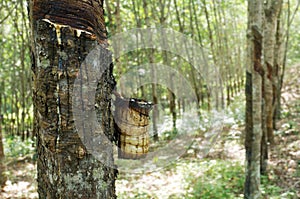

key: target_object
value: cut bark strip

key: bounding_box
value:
[31,0,107,44]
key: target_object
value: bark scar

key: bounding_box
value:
[252,25,264,76]
[266,62,273,80]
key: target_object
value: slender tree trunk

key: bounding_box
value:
[202,0,220,110]
[274,0,299,122]
[191,0,206,110]
[245,0,263,198]
[20,36,26,141]
[0,85,7,189]
[3,85,8,136]
[158,0,177,130]
[168,75,177,130]
[29,0,117,198]
[142,0,159,141]
[273,6,283,130]
[0,124,6,190]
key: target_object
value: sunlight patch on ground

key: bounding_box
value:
[2,180,38,199]
[117,171,187,198]
[0,162,37,199]
[116,161,201,199]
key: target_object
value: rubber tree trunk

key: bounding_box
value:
[263,0,283,143]
[273,6,283,129]
[29,0,117,198]
[244,0,263,198]
[261,0,283,175]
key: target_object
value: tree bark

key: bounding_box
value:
[0,84,7,189]
[261,0,283,174]
[263,0,283,142]
[29,0,117,198]
[273,5,283,129]
[245,0,263,198]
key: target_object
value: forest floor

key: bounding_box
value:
[0,64,299,199]
[269,64,300,198]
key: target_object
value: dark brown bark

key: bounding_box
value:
[29,0,117,198]
[168,81,177,130]
[31,0,107,43]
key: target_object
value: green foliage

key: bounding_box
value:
[160,128,178,141]
[186,160,244,199]
[261,176,297,199]
[226,95,246,126]
[0,0,33,137]
[286,0,300,65]
[281,109,292,119]
[281,103,300,119]
[4,136,35,158]
[261,176,282,196]
[185,160,295,199]
[118,191,154,199]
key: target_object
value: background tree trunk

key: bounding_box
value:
[244,0,263,198]
[0,86,7,189]
[263,0,283,143]
[142,0,159,141]
[261,0,283,174]
[29,0,117,198]
[274,0,299,123]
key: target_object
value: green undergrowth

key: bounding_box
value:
[117,158,293,199]
[185,159,244,199]
[4,135,36,159]
[186,159,295,199]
